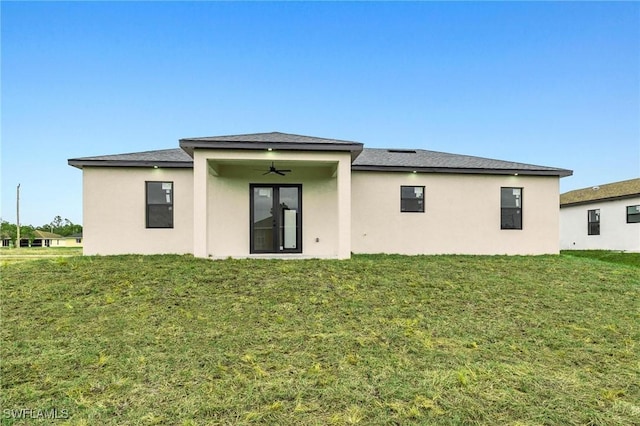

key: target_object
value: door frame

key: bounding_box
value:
[249,184,302,254]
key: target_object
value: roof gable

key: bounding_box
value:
[179,131,364,160]
[180,131,360,145]
[560,178,640,206]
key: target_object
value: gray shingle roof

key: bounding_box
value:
[180,131,361,145]
[353,148,572,176]
[68,148,192,169]
[68,135,572,177]
[179,131,364,159]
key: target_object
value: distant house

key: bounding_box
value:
[68,131,572,258]
[560,178,640,252]
[62,232,83,247]
[27,230,64,247]
[6,230,83,248]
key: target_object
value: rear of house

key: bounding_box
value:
[69,132,572,258]
[560,178,640,252]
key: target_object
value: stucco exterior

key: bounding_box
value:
[61,237,83,247]
[70,132,571,258]
[352,172,561,255]
[82,167,194,255]
[50,238,82,247]
[560,196,640,252]
[192,150,352,259]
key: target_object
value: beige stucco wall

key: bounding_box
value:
[53,238,82,247]
[193,150,352,259]
[62,238,83,248]
[560,196,640,252]
[80,159,563,257]
[82,167,193,255]
[351,171,561,255]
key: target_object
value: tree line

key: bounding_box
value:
[1,216,82,241]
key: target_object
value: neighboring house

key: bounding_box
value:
[5,230,83,248]
[1,229,82,247]
[68,132,572,258]
[63,232,83,247]
[560,178,640,252]
[27,230,64,247]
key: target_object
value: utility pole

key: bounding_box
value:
[16,184,20,247]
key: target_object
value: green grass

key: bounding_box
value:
[0,247,83,266]
[1,254,638,425]
[562,249,640,268]
[0,247,83,254]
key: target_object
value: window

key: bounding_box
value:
[401,186,425,212]
[501,187,522,229]
[587,209,600,235]
[146,181,173,228]
[627,205,640,223]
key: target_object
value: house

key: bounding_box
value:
[68,132,572,258]
[560,178,640,252]
[26,230,64,247]
[63,232,83,247]
[2,230,81,248]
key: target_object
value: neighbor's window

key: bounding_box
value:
[146,181,173,228]
[626,205,640,223]
[587,209,600,235]
[501,187,523,229]
[401,186,425,213]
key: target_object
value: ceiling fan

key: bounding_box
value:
[261,162,291,176]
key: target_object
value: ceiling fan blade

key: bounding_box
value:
[279,169,292,173]
[275,171,286,176]
[262,171,272,175]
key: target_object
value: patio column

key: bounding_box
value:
[193,152,209,258]
[336,155,352,259]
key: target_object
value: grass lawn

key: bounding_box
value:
[562,250,640,268]
[0,247,83,264]
[1,253,638,425]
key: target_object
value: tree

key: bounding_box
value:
[2,217,82,245]
[1,221,35,246]
[51,215,64,229]
[37,216,83,237]
[1,220,17,239]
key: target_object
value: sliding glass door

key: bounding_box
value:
[250,184,302,253]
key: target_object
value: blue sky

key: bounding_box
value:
[2,1,638,226]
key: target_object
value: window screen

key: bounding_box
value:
[627,205,640,223]
[588,209,600,235]
[501,187,522,229]
[401,186,425,213]
[146,181,173,228]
